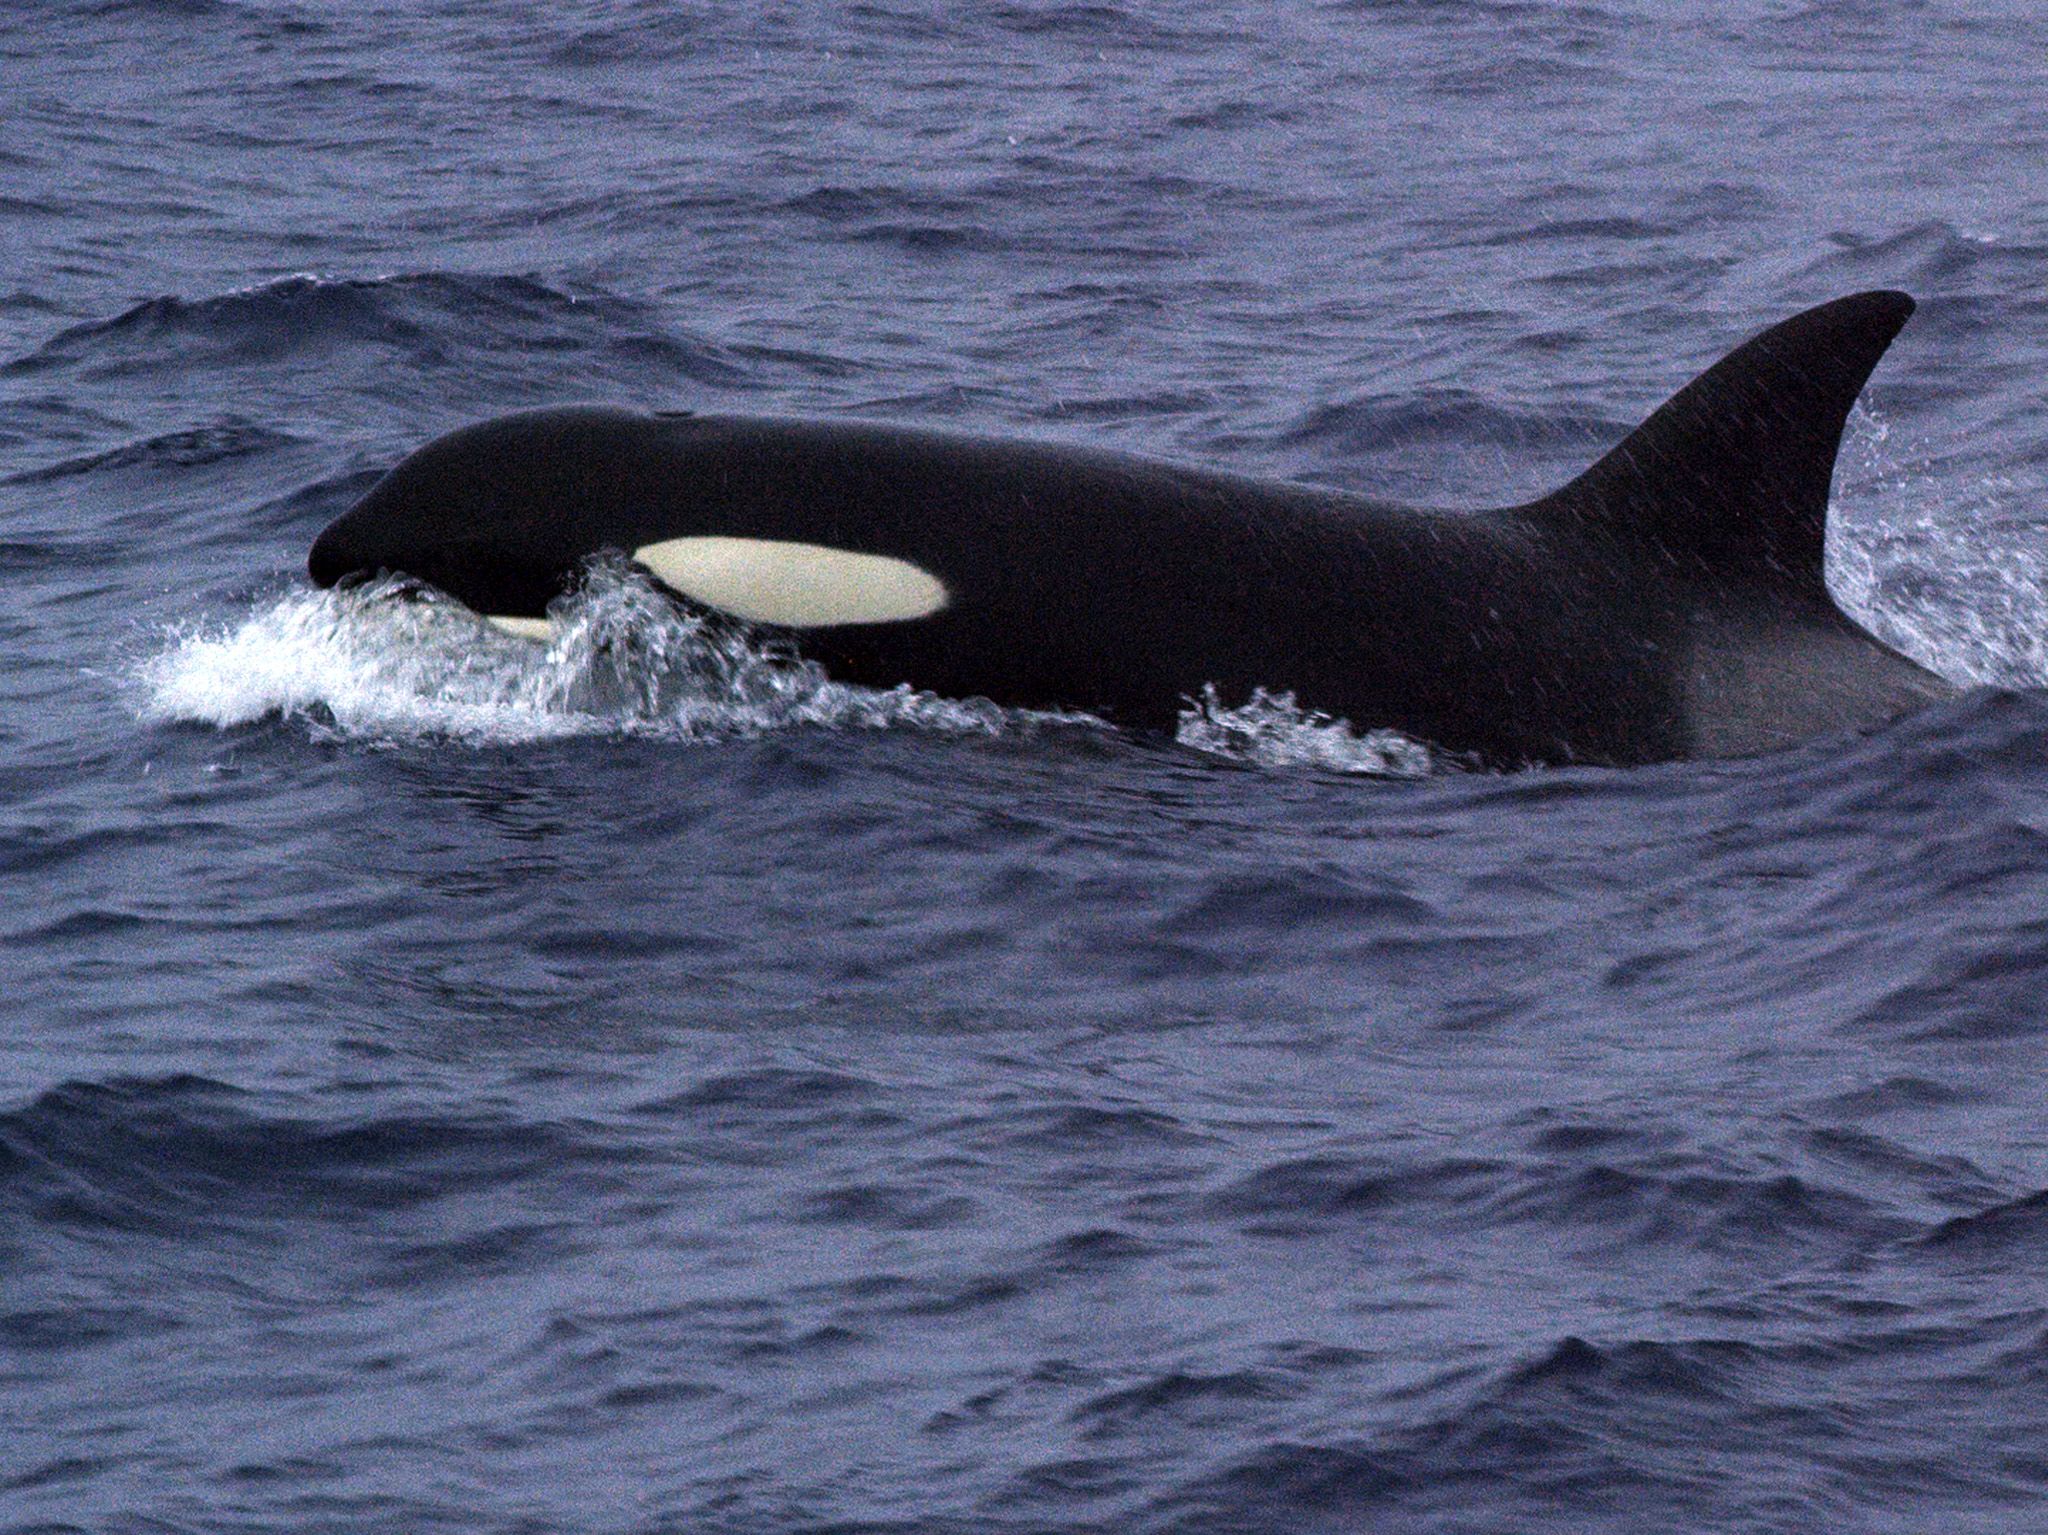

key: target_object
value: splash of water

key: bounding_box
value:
[135,557,1013,745]
[136,559,1442,775]
[1175,685,1436,777]
[1829,404,2048,691]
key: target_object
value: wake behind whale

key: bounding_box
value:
[308,292,1955,768]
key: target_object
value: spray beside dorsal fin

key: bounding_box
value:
[1537,290,1914,599]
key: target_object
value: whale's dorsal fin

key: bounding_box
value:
[1537,290,1914,600]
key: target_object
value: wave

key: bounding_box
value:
[1851,917,2048,1042]
[1281,390,1613,458]
[1919,1188,2048,1255]
[1199,1147,1902,1256]
[1,421,296,485]
[1176,688,1435,776]
[1805,220,2045,292]
[135,559,1441,774]
[1823,403,2048,690]
[544,10,707,68]
[134,558,1019,746]
[1159,1316,2044,1534]
[2,272,752,396]
[0,1074,600,1238]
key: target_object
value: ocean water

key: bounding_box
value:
[6,2,2048,1531]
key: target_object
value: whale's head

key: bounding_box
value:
[309,406,658,621]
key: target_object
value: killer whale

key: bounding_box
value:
[308,290,1953,768]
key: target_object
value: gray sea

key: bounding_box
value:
[5,3,2048,1531]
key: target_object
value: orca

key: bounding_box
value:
[308,290,1953,768]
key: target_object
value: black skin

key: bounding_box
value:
[310,292,1949,769]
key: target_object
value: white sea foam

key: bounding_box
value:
[1829,405,2048,691]
[1175,685,1436,777]
[136,559,1443,774]
[136,558,1012,745]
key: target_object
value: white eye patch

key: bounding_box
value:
[631,536,949,628]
